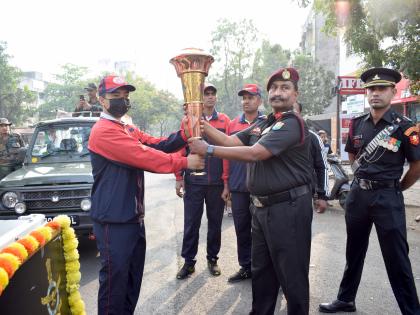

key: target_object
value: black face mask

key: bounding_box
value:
[106,98,130,118]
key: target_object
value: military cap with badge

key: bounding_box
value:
[361,67,419,147]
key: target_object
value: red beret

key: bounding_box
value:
[266,67,299,91]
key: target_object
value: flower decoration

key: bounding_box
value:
[0,215,86,314]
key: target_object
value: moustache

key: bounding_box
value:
[269,96,287,102]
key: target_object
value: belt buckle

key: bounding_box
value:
[252,196,264,208]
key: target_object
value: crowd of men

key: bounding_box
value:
[1,66,419,315]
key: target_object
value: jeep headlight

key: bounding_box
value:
[80,198,91,211]
[14,202,27,214]
[2,192,18,208]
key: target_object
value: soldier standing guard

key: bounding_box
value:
[0,118,25,180]
[319,68,420,315]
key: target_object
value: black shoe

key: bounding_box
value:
[319,300,356,313]
[176,263,195,280]
[207,259,221,276]
[228,267,252,283]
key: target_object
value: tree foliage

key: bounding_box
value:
[313,0,419,92]
[0,42,36,125]
[128,75,181,136]
[209,20,334,117]
[209,19,259,118]
[292,53,335,115]
[39,64,89,120]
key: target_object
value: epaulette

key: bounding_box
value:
[352,112,369,120]
[402,115,412,122]
[390,111,412,126]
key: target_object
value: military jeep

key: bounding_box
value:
[0,117,98,237]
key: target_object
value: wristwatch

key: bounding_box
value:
[206,145,215,157]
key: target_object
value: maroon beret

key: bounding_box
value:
[266,67,299,91]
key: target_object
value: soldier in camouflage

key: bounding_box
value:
[0,118,26,180]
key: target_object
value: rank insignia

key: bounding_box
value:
[250,127,261,136]
[282,69,290,80]
[409,134,419,146]
[272,122,284,131]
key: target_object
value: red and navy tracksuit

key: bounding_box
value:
[177,110,230,266]
[226,113,265,270]
[88,114,188,315]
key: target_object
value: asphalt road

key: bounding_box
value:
[79,173,420,314]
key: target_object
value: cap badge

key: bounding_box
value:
[113,77,125,84]
[282,69,291,80]
[372,74,380,80]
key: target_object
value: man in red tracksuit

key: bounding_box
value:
[88,75,203,315]
[226,84,265,283]
[175,83,231,279]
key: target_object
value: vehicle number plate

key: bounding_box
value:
[46,215,79,226]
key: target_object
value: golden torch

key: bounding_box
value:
[170,48,214,175]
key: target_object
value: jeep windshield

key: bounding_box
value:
[29,124,92,164]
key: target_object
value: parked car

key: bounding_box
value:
[0,117,98,237]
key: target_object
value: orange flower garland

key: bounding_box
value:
[17,235,39,255]
[0,215,86,314]
[30,230,46,246]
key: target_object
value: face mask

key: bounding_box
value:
[106,98,130,118]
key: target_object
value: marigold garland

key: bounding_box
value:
[0,215,86,314]
[1,245,26,264]
[0,267,9,289]
[17,235,39,255]
[53,215,86,315]
[30,230,46,246]
[45,221,61,231]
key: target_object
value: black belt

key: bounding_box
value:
[251,185,310,208]
[354,177,399,190]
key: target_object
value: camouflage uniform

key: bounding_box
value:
[0,118,26,180]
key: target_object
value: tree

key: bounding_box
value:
[39,64,89,119]
[124,75,182,136]
[209,21,334,117]
[292,53,335,115]
[209,19,259,118]
[0,42,36,125]
[313,0,419,93]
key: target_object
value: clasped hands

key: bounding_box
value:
[181,116,210,156]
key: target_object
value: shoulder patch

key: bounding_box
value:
[409,134,419,146]
[404,126,419,137]
[272,122,284,131]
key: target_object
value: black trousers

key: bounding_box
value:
[181,183,225,265]
[337,185,420,315]
[251,191,313,315]
[231,191,252,269]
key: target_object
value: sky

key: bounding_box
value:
[0,0,311,98]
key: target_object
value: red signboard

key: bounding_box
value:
[338,76,365,95]
[391,77,418,104]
